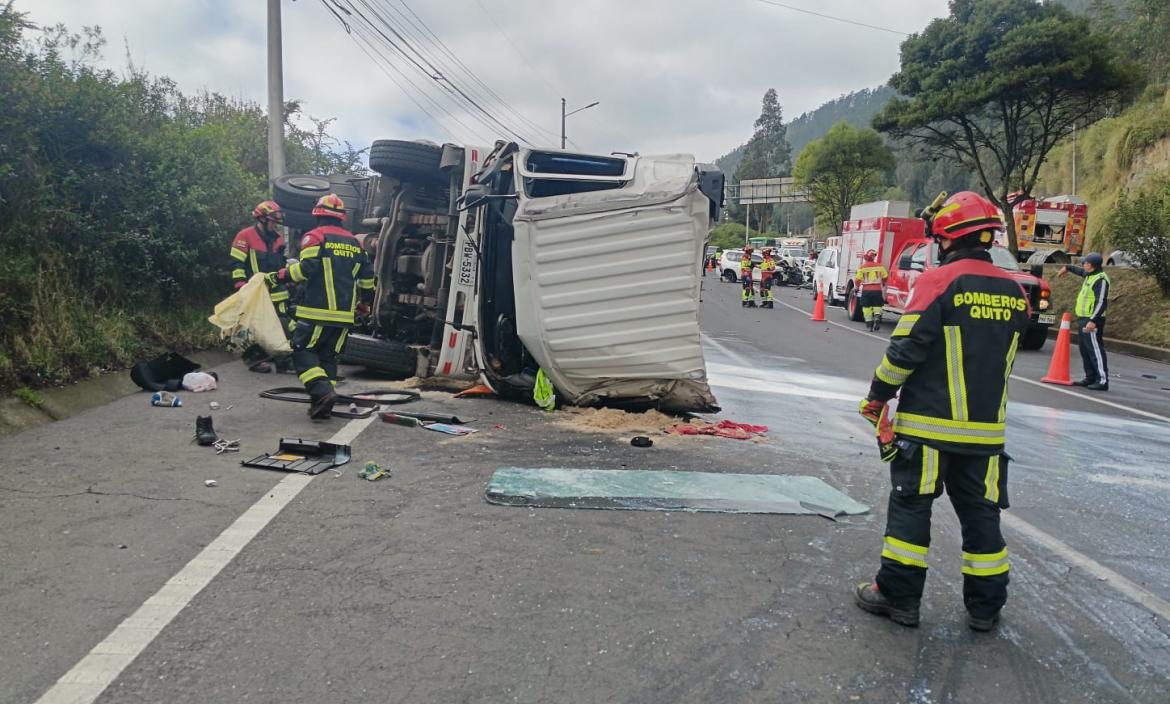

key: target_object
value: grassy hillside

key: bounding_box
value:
[1042,265,1170,349]
[1038,86,1170,252]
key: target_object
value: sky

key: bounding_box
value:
[20,0,951,162]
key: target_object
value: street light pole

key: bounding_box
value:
[560,98,599,149]
[267,0,286,188]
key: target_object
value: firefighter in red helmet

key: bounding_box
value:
[854,191,1030,632]
[740,246,757,308]
[854,249,888,331]
[267,194,376,419]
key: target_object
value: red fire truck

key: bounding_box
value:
[1011,194,1087,265]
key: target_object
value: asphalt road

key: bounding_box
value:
[1,280,1168,703]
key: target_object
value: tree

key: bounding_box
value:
[728,88,794,225]
[1103,181,1170,296]
[793,122,895,235]
[874,0,1143,253]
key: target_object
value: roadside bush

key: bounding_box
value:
[1103,181,1170,296]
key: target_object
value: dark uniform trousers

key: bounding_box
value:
[1077,317,1108,385]
[877,442,1011,618]
[290,322,349,400]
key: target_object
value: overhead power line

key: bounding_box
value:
[755,0,910,36]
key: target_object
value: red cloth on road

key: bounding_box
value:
[667,419,768,440]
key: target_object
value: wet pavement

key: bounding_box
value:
[1,280,1168,703]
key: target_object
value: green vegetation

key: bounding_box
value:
[0,4,360,390]
[874,0,1142,254]
[13,387,44,410]
[1102,181,1170,295]
[1045,265,1170,349]
[708,222,769,250]
[793,122,894,235]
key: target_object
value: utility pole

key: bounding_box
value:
[267,0,286,188]
[561,98,599,149]
[1071,123,1077,196]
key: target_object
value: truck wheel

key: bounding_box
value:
[339,334,418,379]
[846,286,864,321]
[1021,326,1048,351]
[273,175,332,211]
[282,208,316,233]
[369,140,444,182]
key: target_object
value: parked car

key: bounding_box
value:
[315,140,724,412]
[718,249,762,282]
[1106,250,1138,267]
[812,246,841,304]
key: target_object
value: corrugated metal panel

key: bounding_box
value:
[511,167,715,409]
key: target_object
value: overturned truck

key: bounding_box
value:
[272,140,724,412]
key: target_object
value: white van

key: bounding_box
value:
[812,245,841,305]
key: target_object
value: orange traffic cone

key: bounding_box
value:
[810,288,826,321]
[1041,312,1073,385]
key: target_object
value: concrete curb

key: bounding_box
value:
[1047,326,1170,364]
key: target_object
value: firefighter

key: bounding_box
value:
[740,246,757,308]
[1057,253,1110,391]
[268,194,376,419]
[855,249,889,331]
[854,191,1031,632]
[230,200,294,372]
[758,248,776,308]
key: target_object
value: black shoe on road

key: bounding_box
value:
[308,390,337,420]
[1086,382,1109,391]
[854,582,920,627]
[967,610,1001,632]
[195,416,218,446]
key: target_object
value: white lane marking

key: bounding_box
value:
[35,413,378,704]
[1002,513,1170,623]
[771,296,1170,424]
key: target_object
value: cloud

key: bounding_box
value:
[18,0,948,162]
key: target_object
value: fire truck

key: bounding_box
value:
[1011,194,1087,265]
[827,200,1055,350]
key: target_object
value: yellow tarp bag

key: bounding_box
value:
[207,274,292,355]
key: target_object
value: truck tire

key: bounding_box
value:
[339,334,418,378]
[369,140,444,182]
[282,208,316,233]
[846,285,864,321]
[273,174,332,211]
[1021,326,1048,351]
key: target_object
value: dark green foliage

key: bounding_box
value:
[874,0,1143,252]
[0,4,362,388]
[794,122,895,235]
[1103,181,1170,295]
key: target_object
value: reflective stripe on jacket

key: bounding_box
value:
[868,250,1031,454]
[1075,270,1110,322]
[855,262,888,291]
[288,225,375,326]
[229,225,288,301]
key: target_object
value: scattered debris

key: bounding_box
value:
[195,415,218,446]
[382,412,423,427]
[534,369,556,411]
[151,391,182,407]
[422,422,477,436]
[131,352,200,392]
[359,461,389,481]
[182,371,219,392]
[484,467,869,517]
[1142,373,1157,379]
[630,436,654,448]
[454,384,497,398]
[209,401,221,410]
[213,438,240,455]
[241,437,351,475]
[555,407,680,435]
[204,479,218,488]
[667,419,768,440]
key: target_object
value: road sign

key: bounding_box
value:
[729,177,809,204]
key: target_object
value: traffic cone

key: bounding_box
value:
[1041,312,1073,385]
[810,288,826,321]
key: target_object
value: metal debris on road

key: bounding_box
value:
[485,467,869,517]
[240,437,352,475]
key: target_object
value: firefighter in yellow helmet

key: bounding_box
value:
[758,247,776,308]
[267,194,376,419]
[230,200,293,372]
[855,191,1030,632]
[854,249,889,331]
[740,246,757,308]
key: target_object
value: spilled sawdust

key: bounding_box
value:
[554,407,686,435]
[376,376,478,393]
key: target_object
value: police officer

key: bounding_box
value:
[740,246,757,308]
[1058,253,1110,391]
[269,194,375,419]
[759,248,776,308]
[854,192,1031,632]
[855,249,889,331]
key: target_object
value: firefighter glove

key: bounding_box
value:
[859,398,884,428]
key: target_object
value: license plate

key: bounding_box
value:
[1038,314,1056,325]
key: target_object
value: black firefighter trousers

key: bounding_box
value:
[290,320,350,401]
[1077,317,1109,385]
[875,441,1011,618]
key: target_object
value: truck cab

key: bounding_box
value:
[883,239,1056,350]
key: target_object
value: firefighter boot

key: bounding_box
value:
[967,610,1001,632]
[308,389,338,420]
[194,416,218,446]
[854,582,920,627]
[865,318,874,332]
